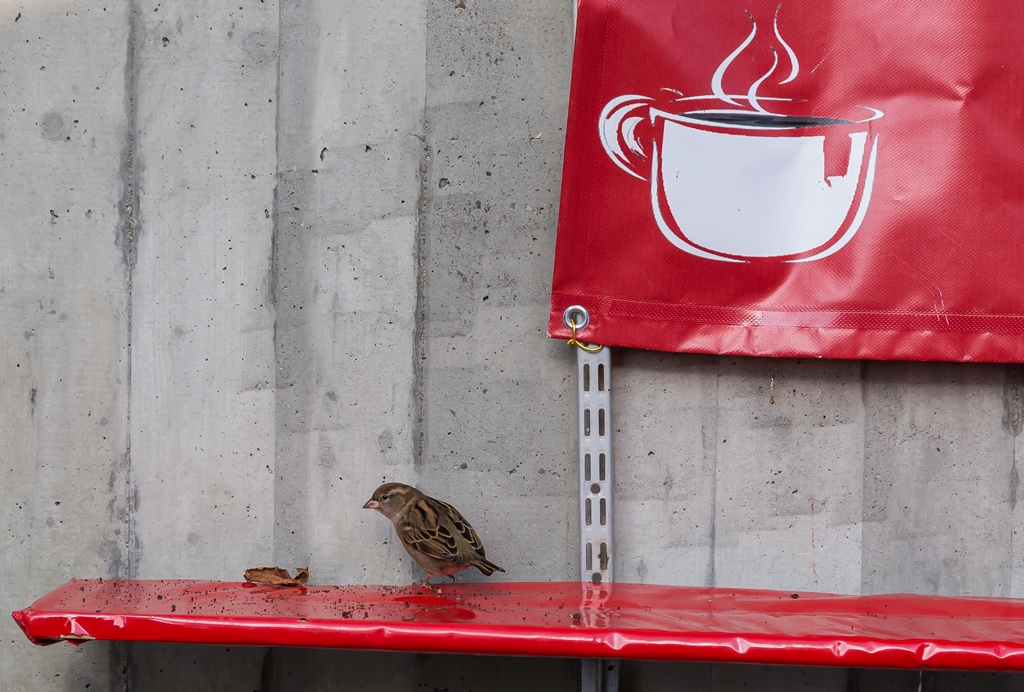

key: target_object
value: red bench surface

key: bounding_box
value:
[13,579,1024,670]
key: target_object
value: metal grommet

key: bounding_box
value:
[563,305,602,353]
[563,305,590,331]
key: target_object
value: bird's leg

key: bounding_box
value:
[432,575,454,596]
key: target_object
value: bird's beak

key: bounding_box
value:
[363,499,380,510]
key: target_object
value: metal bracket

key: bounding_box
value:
[568,306,618,692]
[577,342,612,585]
[582,659,620,692]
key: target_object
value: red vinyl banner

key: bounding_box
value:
[549,0,1024,361]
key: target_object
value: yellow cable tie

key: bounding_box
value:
[566,319,604,353]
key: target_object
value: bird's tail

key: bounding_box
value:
[472,557,505,577]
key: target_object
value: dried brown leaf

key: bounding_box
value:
[244,566,310,587]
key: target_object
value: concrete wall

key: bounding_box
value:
[2,0,1024,690]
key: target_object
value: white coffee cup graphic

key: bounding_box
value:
[599,10,882,263]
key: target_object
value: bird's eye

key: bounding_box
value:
[380,494,389,500]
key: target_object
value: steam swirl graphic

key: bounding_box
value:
[711,8,799,113]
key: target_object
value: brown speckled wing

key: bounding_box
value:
[431,498,487,558]
[397,498,461,563]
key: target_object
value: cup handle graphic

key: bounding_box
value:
[599,95,654,181]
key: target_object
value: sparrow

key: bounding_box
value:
[363,482,505,586]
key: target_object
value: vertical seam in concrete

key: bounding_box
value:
[412,33,430,476]
[268,0,284,573]
[269,0,282,313]
[706,356,720,587]
[116,1,139,689]
[859,360,869,594]
[117,0,140,583]
[1007,365,1022,596]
